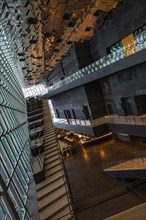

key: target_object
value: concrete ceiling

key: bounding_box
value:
[0,0,123,85]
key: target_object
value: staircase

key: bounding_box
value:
[36,101,75,220]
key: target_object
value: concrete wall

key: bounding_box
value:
[74,41,94,69]
[48,41,94,86]
[46,50,146,99]
[61,46,79,76]
[100,62,146,116]
[84,81,107,119]
[51,86,92,120]
[47,0,146,137]
[47,46,79,86]
[108,124,146,138]
[90,0,146,60]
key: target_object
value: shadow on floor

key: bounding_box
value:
[64,138,146,219]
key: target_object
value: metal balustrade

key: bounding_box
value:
[52,114,146,127]
[102,150,146,170]
[46,26,146,93]
[22,26,146,99]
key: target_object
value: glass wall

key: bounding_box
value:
[0,15,33,220]
[109,25,146,57]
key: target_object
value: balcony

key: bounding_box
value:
[53,115,146,127]
[44,41,146,98]
[52,114,146,137]
[103,150,146,179]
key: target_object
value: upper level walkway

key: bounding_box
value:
[53,114,146,127]
[44,44,146,98]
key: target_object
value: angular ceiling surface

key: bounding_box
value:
[0,0,122,86]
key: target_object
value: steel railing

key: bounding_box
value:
[52,114,146,127]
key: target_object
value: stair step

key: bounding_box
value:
[45,146,59,156]
[45,132,56,140]
[45,161,61,171]
[43,203,71,220]
[37,178,65,198]
[44,131,54,135]
[45,154,60,162]
[44,142,57,149]
[37,103,72,220]
[67,215,75,220]
[45,152,59,160]
[44,138,56,143]
[45,168,62,178]
[44,147,58,154]
[44,139,57,145]
[45,166,62,178]
[49,206,73,220]
[44,127,54,131]
[39,190,67,211]
[39,194,70,219]
[44,139,56,143]
[45,157,61,166]
[43,125,53,128]
[44,145,57,151]
[44,131,54,134]
[44,148,58,155]
[37,175,64,191]
[38,183,66,201]
[45,150,59,158]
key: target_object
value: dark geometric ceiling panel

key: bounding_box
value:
[0,0,122,85]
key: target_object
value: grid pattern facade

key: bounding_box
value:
[0,32,32,220]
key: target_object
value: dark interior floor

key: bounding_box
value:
[64,137,146,220]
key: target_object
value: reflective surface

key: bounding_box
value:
[0,28,31,220]
[22,84,48,98]
[52,114,146,127]
[47,25,146,92]
[22,25,146,98]
[64,138,146,220]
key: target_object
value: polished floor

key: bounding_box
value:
[64,137,146,220]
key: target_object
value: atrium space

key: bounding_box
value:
[0,0,146,219]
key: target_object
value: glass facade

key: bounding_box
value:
[134,25,146,51]
[0,12,34,220]
[109,25,146,58]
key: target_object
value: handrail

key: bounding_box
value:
[44,101,77,218]
[102,150,146,170]
[47,38,146,92]
[52,114,146,127]
[44,102,146,219]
